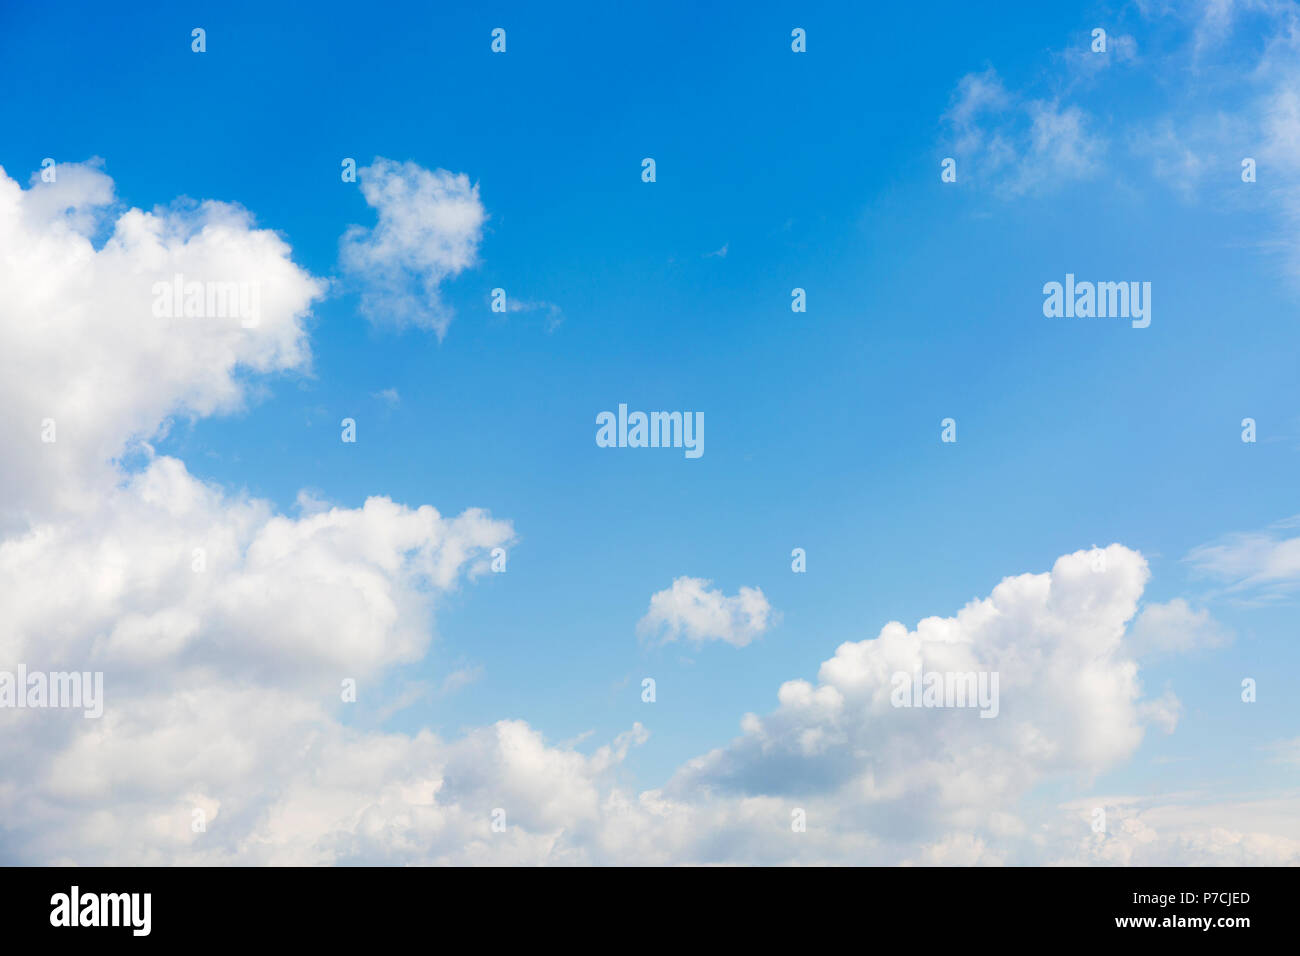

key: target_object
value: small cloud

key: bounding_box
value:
[339,157,486,338]
[704,242,728,258]
[441,664,484,695]
[945,67,1012,133]
[1126,598,1232,657]
[1058,31,1139,79]
[1138,689,1182,734]
[502,297,563,332]
[638,577,775,648]
[371,387,401,408]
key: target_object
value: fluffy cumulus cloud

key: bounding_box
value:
[0,162,510,863]
[625,547,1291,865]
[668,549,1160,842]
[638,577,774,647]
[1,162,1294,866]
[0,161,325,525]
[339,157,486,337]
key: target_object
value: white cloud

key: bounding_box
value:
[638,577,774,647]
[502,296,563,331]
[1017,100,1107,190]
[1,161,1292,867]
[339,158,485,337]
[0,161,325,525]
[1138,689,1183,734]
[441,664,484,695]
[0,451,518,863]
[946,68,1011,136]
[1129,112,1251,198]
[942,70,1106,194]
[1054,791,1300,865]
[1058,31,1139,78]
[668,548,1161,823]
[1126,598,1232,656]
[1123,2,1300,280]
[1191,0,1247,59]
[0,162,513,864]
[1186,516,1300,602]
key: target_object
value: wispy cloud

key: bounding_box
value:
[1127,598,1232,657]
[501,296,563,331]
[942,68,1106,194]
[1186,516,1300,603]
[371,387,401,408]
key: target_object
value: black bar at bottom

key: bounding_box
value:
[0,865,1287,943]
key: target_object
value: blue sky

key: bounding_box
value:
[0,0,1297,864]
